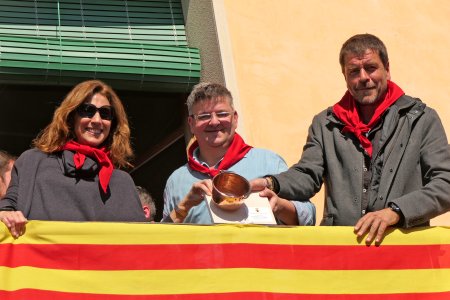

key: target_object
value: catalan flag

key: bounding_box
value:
[1,221,449,299]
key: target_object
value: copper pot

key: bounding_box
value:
[211,171,250,211]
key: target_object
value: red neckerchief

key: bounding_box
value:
[61,140,114,193]
[187,133,252,177]
[332,81,404,157]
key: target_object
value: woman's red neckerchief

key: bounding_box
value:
[61,140,114,193]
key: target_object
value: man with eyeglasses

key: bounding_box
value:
[162,82,315,225]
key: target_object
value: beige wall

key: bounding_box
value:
[219,0,450,225]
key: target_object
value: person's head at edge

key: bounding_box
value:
[339,33,391,108]
[32,80,133,169]
[136,186,156,221]
[0,151,15,198]
[186,82,238,154]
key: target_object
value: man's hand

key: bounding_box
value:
[170,179,213,222]
[0,211,28,239]
[258,188,299,225]
[180,179,213,210]
[250,178,268,192]
[354,208,400,245]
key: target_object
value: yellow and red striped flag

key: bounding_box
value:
[1,221,449,299]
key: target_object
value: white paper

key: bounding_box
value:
[205,192,277,225]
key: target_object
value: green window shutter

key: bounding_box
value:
[0,0,200,92]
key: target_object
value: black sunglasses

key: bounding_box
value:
[76,103,114,121]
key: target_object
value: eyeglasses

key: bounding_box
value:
[191,111,233,122]
[76,103,114,121]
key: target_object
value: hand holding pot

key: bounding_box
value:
[179,179,213,212]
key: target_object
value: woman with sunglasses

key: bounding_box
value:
[0,80,147,238]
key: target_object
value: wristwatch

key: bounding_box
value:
[264,175,280,193]
[388,202,405,226]
[264,176,275,191]
[388,202,401,215]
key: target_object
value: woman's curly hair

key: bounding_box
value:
[33,80,134,169]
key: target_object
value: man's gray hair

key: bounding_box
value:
[186,82,234,115]
[136,186,156,222]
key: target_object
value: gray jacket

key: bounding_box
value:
[0,148,147,222]
[274,95,450,227]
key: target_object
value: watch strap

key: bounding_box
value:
[263,175,280,194]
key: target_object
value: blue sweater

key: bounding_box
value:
[163,147,316,225]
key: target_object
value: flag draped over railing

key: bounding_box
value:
[1,221,449,299]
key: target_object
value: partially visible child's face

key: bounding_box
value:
[0,160,14,198]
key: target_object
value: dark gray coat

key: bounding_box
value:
[275,95,450,227]
[0,148,147,222]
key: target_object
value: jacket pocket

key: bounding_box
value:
[320,214,334,226]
